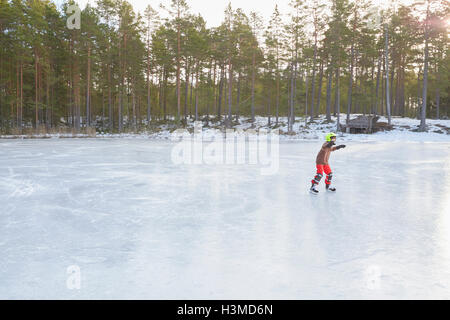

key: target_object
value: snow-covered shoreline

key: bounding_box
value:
[1,115,449,142]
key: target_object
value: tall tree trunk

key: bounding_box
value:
[118,36,122,132]
[132,82,137,131]
[276,62,280,125]
[336,66,341,132]
[267,79,271,126]
[15,62,19,129]
[137,94,141,127]
[146,66,151,125]
[39,58,43,124]
[293,54,297,126]
[35,49,39,129]
[147,31,152,124]
[73,56,81,132]
[346,43,354,124]
[119,32,127,132]
[316,61,324,118]
[163,70,168,121]
[118,83,123,132]
[68,58,73,126]
[325,64,332,122]
[195,66,199,121]
[227,59,232,127]
[333,67,338,117]
[86,44,91,127]
[400,59,406,117]
[389,61,395,115]
[206,60,213,125]
[354,60,360,114]
[218,66,224,119]
[304,71,309,120]
[251,51,256,122]
[176,7,181,121]
[102,90,105,128]
[370,59,375,115]
[381,54,385,116]
[374,56,381,116]
[159,70,163,120]
[435,65,440,119]
[19,61,23,131]
[46,69,50,130]
[287,72,290,125]
[108,65,112,130]
[189,71,194,118]
[420,2,430,131]
[384,24,391,126]
[0,36,2,130]
[310,32,318,120]
[394,60,400,116]
[236,72,241,121]
[184,61,189,121]
[212,61,217,123]
[416,66,422,119]
[289,61,295,132]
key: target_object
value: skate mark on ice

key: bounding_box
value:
[324,248,388,268]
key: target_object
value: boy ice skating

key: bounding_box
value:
[310,133,346,194]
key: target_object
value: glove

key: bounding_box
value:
[335,145,346,150]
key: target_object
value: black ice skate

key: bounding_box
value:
[326,184,336,192]
[310,183,319,195]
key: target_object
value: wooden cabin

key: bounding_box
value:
[342,115,380,134]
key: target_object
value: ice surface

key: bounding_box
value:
[0,138,449,299]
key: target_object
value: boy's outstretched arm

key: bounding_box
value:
[335,145,346,150]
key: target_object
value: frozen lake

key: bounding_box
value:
[0,138,449,299]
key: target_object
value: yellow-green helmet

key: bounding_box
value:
[325,132,337,141]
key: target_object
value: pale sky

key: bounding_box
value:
[62,0,290,27]
[56,0,415,28]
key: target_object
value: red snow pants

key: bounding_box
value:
[311,164,333,185]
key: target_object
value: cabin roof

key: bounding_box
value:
[346,115,379,128]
